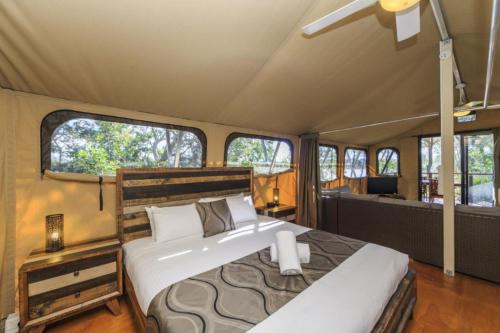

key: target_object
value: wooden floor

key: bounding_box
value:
[46,260,500,333]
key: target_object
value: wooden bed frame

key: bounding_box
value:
[116,167,416,333]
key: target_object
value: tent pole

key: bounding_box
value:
[439,39,455,277]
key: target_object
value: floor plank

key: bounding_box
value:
[46,260,500,333]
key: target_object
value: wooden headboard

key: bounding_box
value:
[116,167,254,243]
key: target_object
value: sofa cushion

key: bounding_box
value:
[378,197,430,208]
[455,204,500,217]
[339,192,379,202]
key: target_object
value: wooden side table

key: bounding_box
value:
[256,205,296,223]
[18,238,123,333]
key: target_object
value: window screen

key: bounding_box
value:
[225,133,293,175]
[344,148,367,178]
[42,110,206,175]
[377,148,400,176]
[319,145,338,181]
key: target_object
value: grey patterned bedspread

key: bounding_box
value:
[147,230,366,333]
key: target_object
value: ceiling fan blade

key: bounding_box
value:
[395,4,420,42]
[302,0,378,35]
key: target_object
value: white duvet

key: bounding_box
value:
[123,215,408,333]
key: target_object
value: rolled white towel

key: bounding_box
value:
[275,231,303,275]
[270,243,310,264]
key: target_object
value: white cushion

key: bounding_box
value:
[225,194,257,224]
[152,204,203,243]
[145,206,159,240]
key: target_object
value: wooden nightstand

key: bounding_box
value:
[19,238,123,333]
[256,205,296,223]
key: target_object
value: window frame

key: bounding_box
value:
[223,132,294,175]
[343,147,368,179]
[376,147,400,176]
[40,109,208,174]
[319,144,339,182]
[417,130,495,205]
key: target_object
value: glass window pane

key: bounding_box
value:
[226,136,292,175]
[465,133,494,207]
[377,148,399,176]
[51,118,203,175]
[344,148,367,178]
[419,133,494,207]
[319,145,337,181]
[419,135,461,204]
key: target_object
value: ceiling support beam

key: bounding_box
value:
[484,0,500,108]
[439,39,455,277]
[318,113,439,135]
[430,0,467,105]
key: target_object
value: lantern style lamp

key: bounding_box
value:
[272,173,280,207]
[46,214,64,252]
[272,188,280,207]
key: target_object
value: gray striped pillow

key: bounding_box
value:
[195,200,235,237]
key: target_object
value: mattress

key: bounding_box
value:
[123,215,409,332]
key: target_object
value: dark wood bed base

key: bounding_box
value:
[124,269,416,333]
[116,167,417,333]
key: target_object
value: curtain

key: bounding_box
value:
[494,128,500,207]
[0,92,16,322]
[297,133,321,229]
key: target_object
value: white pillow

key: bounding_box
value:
[225,195,257,224]
[152,204,203,243]
[145,206,159,240]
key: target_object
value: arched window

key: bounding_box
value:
[319,144,338,182]
[224,133,293,175]
[41,110,207,175]
[377,148,400,176]
[344,148,367,178]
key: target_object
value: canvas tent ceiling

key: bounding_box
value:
[0,0,498,145]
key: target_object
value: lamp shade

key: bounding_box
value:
[379,0,419,12]
[46,214,64,252]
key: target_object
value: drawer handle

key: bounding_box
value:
[75,292,81,298]
[73,270,80,277]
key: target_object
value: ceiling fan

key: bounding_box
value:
[302,0,421,42]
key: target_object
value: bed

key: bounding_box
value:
[116,167,416,333]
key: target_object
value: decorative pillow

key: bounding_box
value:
[225,194,257,224]
[152,204,204,243]
[195,200,235,237]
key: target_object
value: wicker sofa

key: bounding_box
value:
[320,191,500,283]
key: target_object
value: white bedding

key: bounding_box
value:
[123,215,409,332]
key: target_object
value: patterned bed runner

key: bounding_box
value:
[147,230,366,333]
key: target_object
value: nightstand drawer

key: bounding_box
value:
[256,205,296,223]
[28,278,118,319]
[271,208,295,219]
[27,252,119,319]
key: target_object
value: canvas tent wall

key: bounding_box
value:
[0,1,498,146]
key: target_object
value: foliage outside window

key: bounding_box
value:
[47,112,205,176]
[344,148,367,178]
[319,145,338,181]
[377,148,399,176]
[419,133,494,206]
[225,134,293,175]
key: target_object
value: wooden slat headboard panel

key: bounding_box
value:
[116,167,254,243]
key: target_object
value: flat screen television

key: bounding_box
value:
[367,177,398,194]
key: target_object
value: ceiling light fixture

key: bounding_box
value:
[379,0,420,12]
[453,110,472,117]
